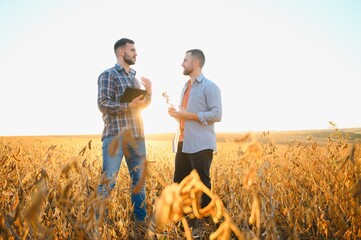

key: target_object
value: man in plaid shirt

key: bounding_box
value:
[97,38,152,233]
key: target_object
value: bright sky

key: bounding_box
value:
[1,0,360,136]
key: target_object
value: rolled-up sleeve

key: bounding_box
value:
[197,83,222,125]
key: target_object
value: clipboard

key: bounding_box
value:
[120,87,147,103]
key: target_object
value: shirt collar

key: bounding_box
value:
[115,63,136,75]
[190,73,205,85]
[195,74,205,83]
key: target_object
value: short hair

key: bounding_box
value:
[114,38,134,53]
[186,49,205,68]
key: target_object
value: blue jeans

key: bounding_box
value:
[97,135,147,221]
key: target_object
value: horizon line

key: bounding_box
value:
[1,126,360,138]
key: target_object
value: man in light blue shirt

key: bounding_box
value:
[168,49,222,209]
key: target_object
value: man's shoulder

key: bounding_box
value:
[101,65,118,74]
[202,76,218,87]
[200,77,221,94]
[98,65,118,79]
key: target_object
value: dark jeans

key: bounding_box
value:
[174,142,213,208]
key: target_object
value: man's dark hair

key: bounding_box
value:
[114,38,134,53]
[186,49,205,68]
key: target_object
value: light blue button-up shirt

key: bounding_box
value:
[173,74,222,154]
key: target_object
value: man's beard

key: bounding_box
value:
[183,68,191,75]
[124,54,135,65]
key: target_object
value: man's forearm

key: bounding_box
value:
[184,111,199,122]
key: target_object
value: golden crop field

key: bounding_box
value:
[1,127,360,239]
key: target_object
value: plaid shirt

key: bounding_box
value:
[97,64,149,140]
